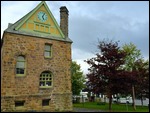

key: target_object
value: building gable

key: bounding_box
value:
[14,1,65,38]
[4,1,73,43]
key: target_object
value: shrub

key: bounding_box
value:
[97,102,106,105]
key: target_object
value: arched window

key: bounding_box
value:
[39,71,53,88]
[16,56,26,76]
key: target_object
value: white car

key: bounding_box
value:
[119,96,133,104]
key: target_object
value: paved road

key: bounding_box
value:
[73,108,104,112]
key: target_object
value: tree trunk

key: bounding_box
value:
[141,93,143,106]
[108,93,112,111]
[132,85,136,110]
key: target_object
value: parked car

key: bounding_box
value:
[119,96,133,104]
[112,96,133,104]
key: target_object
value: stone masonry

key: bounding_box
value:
[1,32,72,112]
[60,6,69,38]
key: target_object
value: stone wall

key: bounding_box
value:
[1,32,72,112]
[1,93,72,112]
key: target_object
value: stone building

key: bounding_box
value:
[1,1,73,112]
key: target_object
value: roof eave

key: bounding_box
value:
[4,30,73,43]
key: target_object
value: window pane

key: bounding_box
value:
[44,52,50,57]
[42,74,45,77]
[42,99,50,106]
[17,56,25,61]
[45,45,50,51]
[40,81,45,86]
[46,81,51,86]
[15,101,25,107]
[16,68,20,74]
[16,62,25,68]
[16,68,24,74]
[46,74,49,77]
[20,68,24,74]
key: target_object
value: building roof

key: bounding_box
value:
[3,1,72,43]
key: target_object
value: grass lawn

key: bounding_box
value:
[73,102,149,112]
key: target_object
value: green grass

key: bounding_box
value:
[73,102,149,112]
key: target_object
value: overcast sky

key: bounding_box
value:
[1,1,149,74]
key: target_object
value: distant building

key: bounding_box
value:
[1,1,73,112]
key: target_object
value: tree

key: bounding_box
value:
[85,39,134,111]
[122,42,142,110]
[71,61,86,95]
[133,59,149,106]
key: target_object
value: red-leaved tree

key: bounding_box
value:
[85,40,136,111]
[133,59,149,106]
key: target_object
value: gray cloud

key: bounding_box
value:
[71,15,148,56]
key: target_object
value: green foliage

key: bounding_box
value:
[121,42,142,71]
[71,61,86,95]
[121,42,147,110]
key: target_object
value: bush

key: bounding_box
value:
[95,98,101,102]
[97,102,106,105]
[73,97,80,103]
